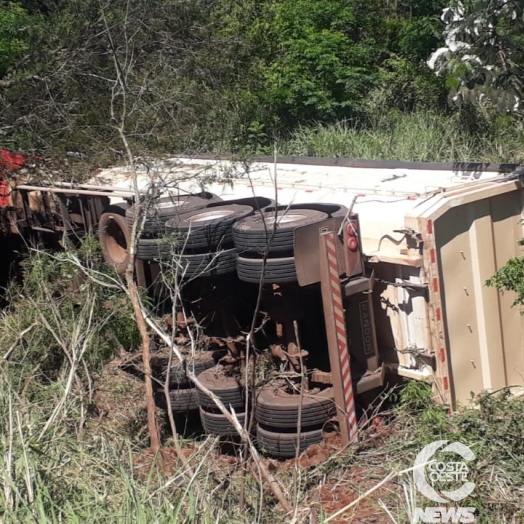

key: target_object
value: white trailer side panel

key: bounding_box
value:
[93,157,524,406]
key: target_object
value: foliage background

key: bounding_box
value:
[3,0,522,164]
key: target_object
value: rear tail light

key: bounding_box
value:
[346,221,359,251]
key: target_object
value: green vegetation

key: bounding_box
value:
[487,245,524,310]
[430,0,524,110]
[0,3,36,78]
[0,239,138,389]
[2,260,523,524]
[378,381,524,523]
[1,0,522,164]
[280,110,524,162]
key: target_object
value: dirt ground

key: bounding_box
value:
[91,355,398,523]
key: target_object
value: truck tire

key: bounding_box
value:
[155,387,199,412]
[206,196,275,212]
[180,248,237,279]
[199,407,246,436]
[135,238,172,261]
[165,205,253,250]
[331,204,349,218]
[256,425,323,458]
[196,366,247,410]
[99,204,131,275]
[125,194,219,236]
[265,203,348,219]
[255,381,335,429]
[233,209,328,255]
[151,350,223,387]
[236,256,297,284]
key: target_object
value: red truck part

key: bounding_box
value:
[0,149,27,207]
[319,230,358,444]
[0,148,26,173]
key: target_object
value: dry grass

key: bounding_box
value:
[2,341,524,523]
[1,250,524,523]
[277,111,524,164]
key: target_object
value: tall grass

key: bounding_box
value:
[0,371,283,523]
[0,249,280,524]
[0,385,220,523]
[1,249,524,523]
[277,111,524,164]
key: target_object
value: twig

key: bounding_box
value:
[120,147,162,455]
[1,323,37,362]
[3,395,14,511]
[162,291,195,478]
[149,435,217,499]
[292,319,306,520]
[324,463,427,523]
[239,147,283,514]
[142,310,184,361]
[102,4,162,455]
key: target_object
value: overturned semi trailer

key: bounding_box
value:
[93,157,524,409]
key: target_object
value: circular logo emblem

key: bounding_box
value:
[413,440,475,503]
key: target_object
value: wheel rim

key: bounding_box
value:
[105,218,128,263]
[187,209,236,223]
[264,213,307,226]
[155,200,188,210]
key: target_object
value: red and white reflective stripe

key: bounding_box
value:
[425,219,452,406]
[323,231,358,442]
